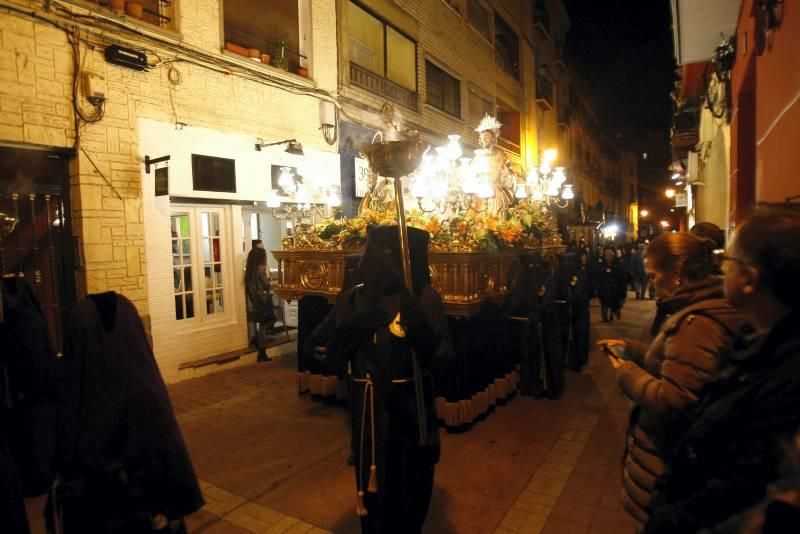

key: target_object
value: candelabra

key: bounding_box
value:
[266,166,341,220]
[518,148,573,208]
[409,135,494,218]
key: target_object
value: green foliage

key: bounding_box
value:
[271,33,290,71]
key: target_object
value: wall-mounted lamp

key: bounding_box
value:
[255,138,305,155]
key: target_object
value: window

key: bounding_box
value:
[468,0,491,41]
[170,208,229,323]
[347,1,417,92]
[69,1,177,31]
[497,99,521,154]
[469,90,494,127]
[223,0,304,74]
[426,61,461,118]
[192,155,237,193]
[494,14,520,79]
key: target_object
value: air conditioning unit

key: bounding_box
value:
[686,151,700,184]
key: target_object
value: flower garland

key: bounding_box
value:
[310,203,560,252]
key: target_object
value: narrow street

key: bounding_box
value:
[174,295,654,534]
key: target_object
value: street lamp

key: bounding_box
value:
[660,220,670,229]
[640,209,649,217]
[665,188,676,199]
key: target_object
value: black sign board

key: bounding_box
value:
[155,166,169,196]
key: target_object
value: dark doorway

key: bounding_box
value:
[0,146,76,354]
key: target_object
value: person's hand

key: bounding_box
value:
[598,338,626,360]
[607,354,624,369]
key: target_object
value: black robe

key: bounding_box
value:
[506,256,564,399]
[557,255,591,371]
[55,292,204,533]
[0,275,57,534]
[327,284,445,534]
[594,258,623,311]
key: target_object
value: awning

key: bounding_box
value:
[671,0,741,65]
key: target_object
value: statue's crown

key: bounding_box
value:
[475,114,502,133]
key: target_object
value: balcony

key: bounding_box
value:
[349,62,418,110]
[533,1,551,40]
[557,106,570,127]
[554,42,567,73]
[671,102,700,151]
[536,75,553,110]
[497,137,521,155]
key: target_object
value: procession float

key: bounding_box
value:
[272,108,572,427]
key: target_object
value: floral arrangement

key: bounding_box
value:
[308,203,560,252]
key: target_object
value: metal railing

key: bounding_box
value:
[349,62,418,110]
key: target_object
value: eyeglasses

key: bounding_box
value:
[719,254,748,268]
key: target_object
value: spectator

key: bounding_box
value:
[595,248,623,322]
[631,243,649,299]
[646,208,800,533]
[598,232,751,530]
[245,247,277,362]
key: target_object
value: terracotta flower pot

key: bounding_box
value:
[224,41,249,57]
[297,67,309,77]
[125,2,143,19]
[261,54,272,65]
[110,0,125,14]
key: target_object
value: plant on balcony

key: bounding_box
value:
[271,34,290,71]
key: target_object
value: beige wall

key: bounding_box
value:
[1,0,338,380]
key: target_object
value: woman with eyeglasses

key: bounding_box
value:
[646,208,800,533]
[598,232,752,531]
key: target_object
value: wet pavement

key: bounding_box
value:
[173,294,655,534]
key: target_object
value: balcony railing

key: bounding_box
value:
[349,62,418,110]
[557,106,570,126]
[498,136,521,155]
[671,104,700,149]
[533,1,551,40]
[536,75,553,110]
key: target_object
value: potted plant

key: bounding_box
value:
[125,1,143,18]
[271,33,289,71]
[110,0,125,14]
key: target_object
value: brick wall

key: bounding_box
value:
[1,0,338,379]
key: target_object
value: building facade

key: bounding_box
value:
[671,0,799,233]
[0,0,339,381]
[334,0,575,215]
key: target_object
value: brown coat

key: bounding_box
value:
[616,278,750,529]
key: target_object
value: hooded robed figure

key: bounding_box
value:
[505,253,564,399]
[557,252,591,371]
[1,275,57,534]
[54,292,204,533]
[326,225,450,534]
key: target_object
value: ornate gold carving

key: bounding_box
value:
[299,262,328,290]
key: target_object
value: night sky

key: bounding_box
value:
[564,0,678,222]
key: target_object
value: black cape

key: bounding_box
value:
[56,292,204,531]
[1,275,57,534]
